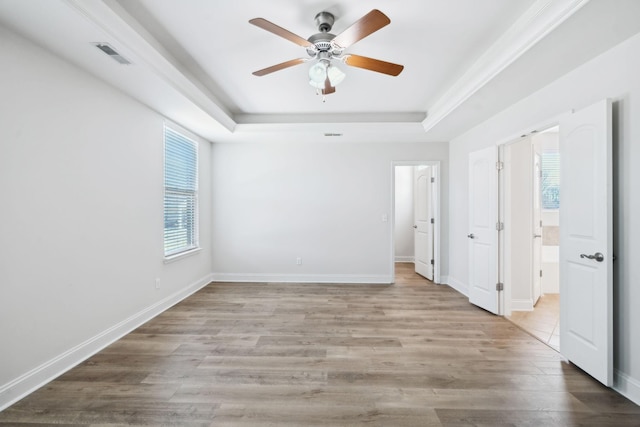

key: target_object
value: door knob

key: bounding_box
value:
[413,225,418,229]
[467,233,475,239]
[580,252,604,262]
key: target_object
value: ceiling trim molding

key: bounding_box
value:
[62,0,236,132]
[221,122,433,144]
[235,112,427,125]
[421,0,590,133]
[235,122,427,133]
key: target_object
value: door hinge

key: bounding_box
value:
[430,218,435,224]
[430,259,434,265]
[540,270,543,278]
[496,161,504,171]
[430,177,435,183]
[496,222,504,231]
[496,282,504,291]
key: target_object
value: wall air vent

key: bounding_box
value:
[92,43,131,65]
[324,133,343,137]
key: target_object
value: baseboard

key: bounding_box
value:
[445,276,469,297]
[0,273,213,411]
[211,272,393,284]
[511,299,534,311]
[614,369,640,406]
[394,256,415,263]
[437,275,449,286]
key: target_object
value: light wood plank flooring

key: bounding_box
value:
[1,263,637,426]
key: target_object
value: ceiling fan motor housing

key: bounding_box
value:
[314,11,334,32]
[307,33,336,56]
[307,12,340,57]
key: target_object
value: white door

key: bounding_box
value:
[468,146,499,314]
[559,99,613,386]
[532,152,542,305]
[414,166,434,280]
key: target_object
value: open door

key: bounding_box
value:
[414,166,434,280]
[532,152,542,305]
[559,99,613,386]
[468,146,499,314]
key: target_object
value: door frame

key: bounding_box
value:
[495,121,559,317]
[390,161,441,284]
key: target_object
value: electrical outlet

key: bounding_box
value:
[155,278,160,289]
[296,257,302,265]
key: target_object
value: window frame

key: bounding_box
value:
[163,124,199,261]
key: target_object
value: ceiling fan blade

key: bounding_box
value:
[344,54,404,76]
[252,58,308,76]
[332,9,390,49]
[322,76,336,95]
[249,18,314,48]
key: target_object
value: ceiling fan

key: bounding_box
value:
[249,9,404,97]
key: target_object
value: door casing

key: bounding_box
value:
[390,161,441,284]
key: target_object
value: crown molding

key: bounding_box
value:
[235,112,427,124]
[63,0,236,133]
[422,0,590,133]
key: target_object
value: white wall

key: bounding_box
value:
[541,208,560,294]
[0,27,213,409]
[211,142,448,283]
[448,32,640,404]
[394,166,414,261]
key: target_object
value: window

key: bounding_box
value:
[164,126,198,257]
[541,150,560,210]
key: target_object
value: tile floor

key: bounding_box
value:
[508,293,560,351]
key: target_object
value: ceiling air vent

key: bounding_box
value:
[324,133,343,137]
[93,43,131,65]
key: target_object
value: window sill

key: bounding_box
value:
[164,247,202,264]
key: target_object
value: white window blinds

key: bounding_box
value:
[541,150,560,210]
[164,126,198,257]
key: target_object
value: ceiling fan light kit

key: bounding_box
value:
[308,53,346,90]
[249,9,404,99]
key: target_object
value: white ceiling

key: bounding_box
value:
[123,0,531,115]
[1,0,639,143]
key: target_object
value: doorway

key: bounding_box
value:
[504,128,560,350]
[391,162,441,284]
[467,99,613,386]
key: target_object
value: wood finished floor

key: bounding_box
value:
[1,263,638,426]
